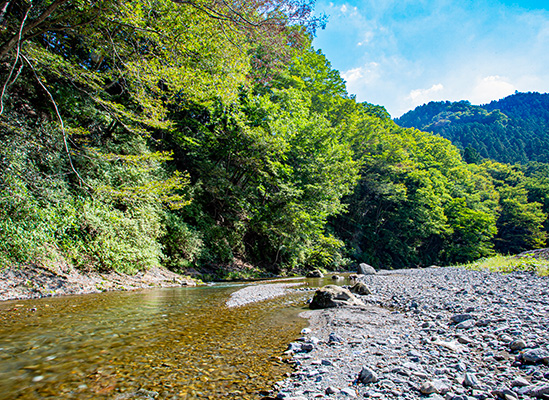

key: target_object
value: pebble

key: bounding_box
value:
[339,388,357,397]
[357,366,378,384]
[325,386,338,394]
[509,339,527,351]
[521,348,549,364]
[511,376,530,387]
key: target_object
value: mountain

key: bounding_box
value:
[394,92,549,164]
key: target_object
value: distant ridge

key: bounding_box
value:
[395,92,549,164]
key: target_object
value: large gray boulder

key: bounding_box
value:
[309,285,363,309]
[306,269,324,278]
[357,263,376,275]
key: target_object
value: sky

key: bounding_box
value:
[311,0,549,117]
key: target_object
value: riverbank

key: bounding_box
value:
[0,263,196,301]
[273,267,549,400]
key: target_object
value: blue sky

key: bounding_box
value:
[312,0,549,117]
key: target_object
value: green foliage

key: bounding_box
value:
[463,254,548,276]
[1,0,547,277]
[161,48,359,271]
[161,213,204,271]
[67,201,164,274]
[482,161,547,253]
[0,106,183,273]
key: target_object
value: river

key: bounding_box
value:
[0,276,346,399]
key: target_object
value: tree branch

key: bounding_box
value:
[21,53,92,190]
[0,3,30,115]
[0,0,71,59]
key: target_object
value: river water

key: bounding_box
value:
[0,277,343,399]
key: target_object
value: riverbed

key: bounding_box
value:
[0,276,347,399]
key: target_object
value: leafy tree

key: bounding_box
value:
[481,161,547,253]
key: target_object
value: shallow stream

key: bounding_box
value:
[0,276,348,399]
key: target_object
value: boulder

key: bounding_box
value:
[309,285,363,309]
[331,274,344,280]
[357,263,376,275]
[350,282,371,295]
[306,269,324,278]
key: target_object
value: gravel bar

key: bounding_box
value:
[273,267,549,400]
[226,282,305,308]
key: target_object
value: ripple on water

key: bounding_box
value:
[0,283,311,399]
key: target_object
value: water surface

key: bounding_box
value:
[0,276,350,399]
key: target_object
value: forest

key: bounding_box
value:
[0,0,547,277]
[395,92,549,164]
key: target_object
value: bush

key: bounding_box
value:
[161,213,204,271]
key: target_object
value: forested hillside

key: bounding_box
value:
[1,0,547,275]
[394,92,549,164]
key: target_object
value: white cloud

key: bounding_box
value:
[340,4,347,13]
[406,83,445,107]
[342,62,380,86]
[469,76,516,105]
[342,67,363,83]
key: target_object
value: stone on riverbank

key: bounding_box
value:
[357,263,376,275]
[309,285,363,309]
[349,282,371,295]
[357,366,378,384]
[306,270,324,278]
[521,348,549,365]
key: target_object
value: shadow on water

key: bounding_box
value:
[0,275,351,399]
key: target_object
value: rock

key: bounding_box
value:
[358,366,378,384]
[492,388,518,400]
[527,384,549,398]
[357,263,376,275]
[420,380,450,395]
[287,342,303,352]
[457,335,475,345]
[521,348,549,364]
[328,332,343,343]
[339,388,357,397]
[309,285,363,309]
[451,314,474,324]
[301,343,315,352]
[511,377,530,387]
[331,275,344,280]
[287,342,314,353]
[349,274,360,280]
[325,386,338,395]
[306,270,324,278]
[462,373,481,389]
[433,340,465,352]
[456,319,476,330]
[419,381,438,395]
[349,282,372,295]
[509,339,527,351]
